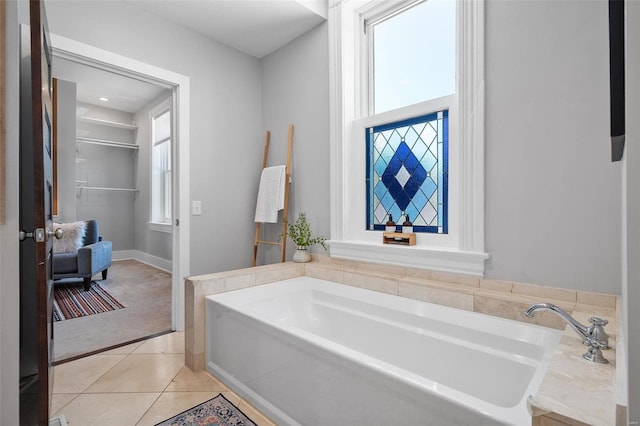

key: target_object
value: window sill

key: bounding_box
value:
[328,240,489,276]
[148,222,173,233]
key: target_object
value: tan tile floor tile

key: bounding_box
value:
[84,353,184,393]
[56,392,160,426]
[165,367,228,392]
[50,393,78,417]
[53,334,272,426]
[53,354,126,394]
[133,332,184,354]
[221,391,242,407]
[135,391,219,426]
[238,399,277,426]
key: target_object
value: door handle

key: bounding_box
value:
[47,228,64,240]
[20,227,63,242]
[19,228,45,242]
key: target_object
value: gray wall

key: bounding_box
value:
[262,1,620,293]
[45,1,263,275]
[54,79,77,223]
[134,92,173,261]
[44,1,622,290]
[257,1,622,294]
[259,23,330,264]
[75,102,136,250]
[483,0,621,293]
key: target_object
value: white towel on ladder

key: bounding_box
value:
[254,165,286,223]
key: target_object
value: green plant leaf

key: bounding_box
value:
[283,212,327,250]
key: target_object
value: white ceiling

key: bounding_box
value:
[124,0,328,58]
[54,57,169,113]
[52,0,327,114]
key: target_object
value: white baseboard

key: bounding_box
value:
[112,249,172,273]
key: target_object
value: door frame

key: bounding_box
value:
[50,33,190,331]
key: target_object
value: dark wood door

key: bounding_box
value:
[19,1,55,424]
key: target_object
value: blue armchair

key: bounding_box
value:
[53,220,112,291]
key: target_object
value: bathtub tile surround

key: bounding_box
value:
[255,262,304,285]
[185,263,305,371]
[304,262,344,282]
[398,280,474,311]
[223,274,256,293]
[479,278,514,292]
[511,281,578,303]
[473,293,575,330]
[342,269,399,295]
[529,308,619,425]
[423,269,482,287]
[352,260,408,276]
[577,290,618,309]
[185,256,623,424]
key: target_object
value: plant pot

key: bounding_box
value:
[293,246,312,263]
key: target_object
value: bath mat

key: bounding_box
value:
[155,394,257,426]
[53,282,125,321]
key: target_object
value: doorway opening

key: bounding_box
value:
[50,33,190,361]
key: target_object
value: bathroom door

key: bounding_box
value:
[18,1,56,424]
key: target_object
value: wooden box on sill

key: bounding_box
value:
[382,232,416,246]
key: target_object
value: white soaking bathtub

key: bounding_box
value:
[205,276,562,425]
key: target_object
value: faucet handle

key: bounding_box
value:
[587,317,610,349]
[583,337,606,349]
[589,317,608,327]
[582,337,609,364]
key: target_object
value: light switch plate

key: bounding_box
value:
[192,200,202,216]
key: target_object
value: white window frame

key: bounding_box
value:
[149,99,173,233]
[328,0,488,275]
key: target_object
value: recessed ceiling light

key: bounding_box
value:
[99,97,109,102]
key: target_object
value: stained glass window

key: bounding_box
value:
[366,110,448,233]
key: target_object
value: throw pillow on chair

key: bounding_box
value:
[53,221,87,254]
[52,220,113,291]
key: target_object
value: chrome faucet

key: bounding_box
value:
[525,302,610,364]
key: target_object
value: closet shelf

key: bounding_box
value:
[76,137,139,150]
[76,186,138,192]
[75,185,138,198]
[78,116,138,130]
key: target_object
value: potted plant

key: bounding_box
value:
[285,212,326,263]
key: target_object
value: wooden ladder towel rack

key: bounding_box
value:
[252,124,293,267]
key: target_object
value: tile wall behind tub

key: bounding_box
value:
[185,263,305,371]
[306,255,617,328]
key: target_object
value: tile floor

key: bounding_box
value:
[52,332,275,426]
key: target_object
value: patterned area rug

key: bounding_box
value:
[53,282,126,321]
[156,394,257,426]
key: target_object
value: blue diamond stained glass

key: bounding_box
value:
[366,111,448,233]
